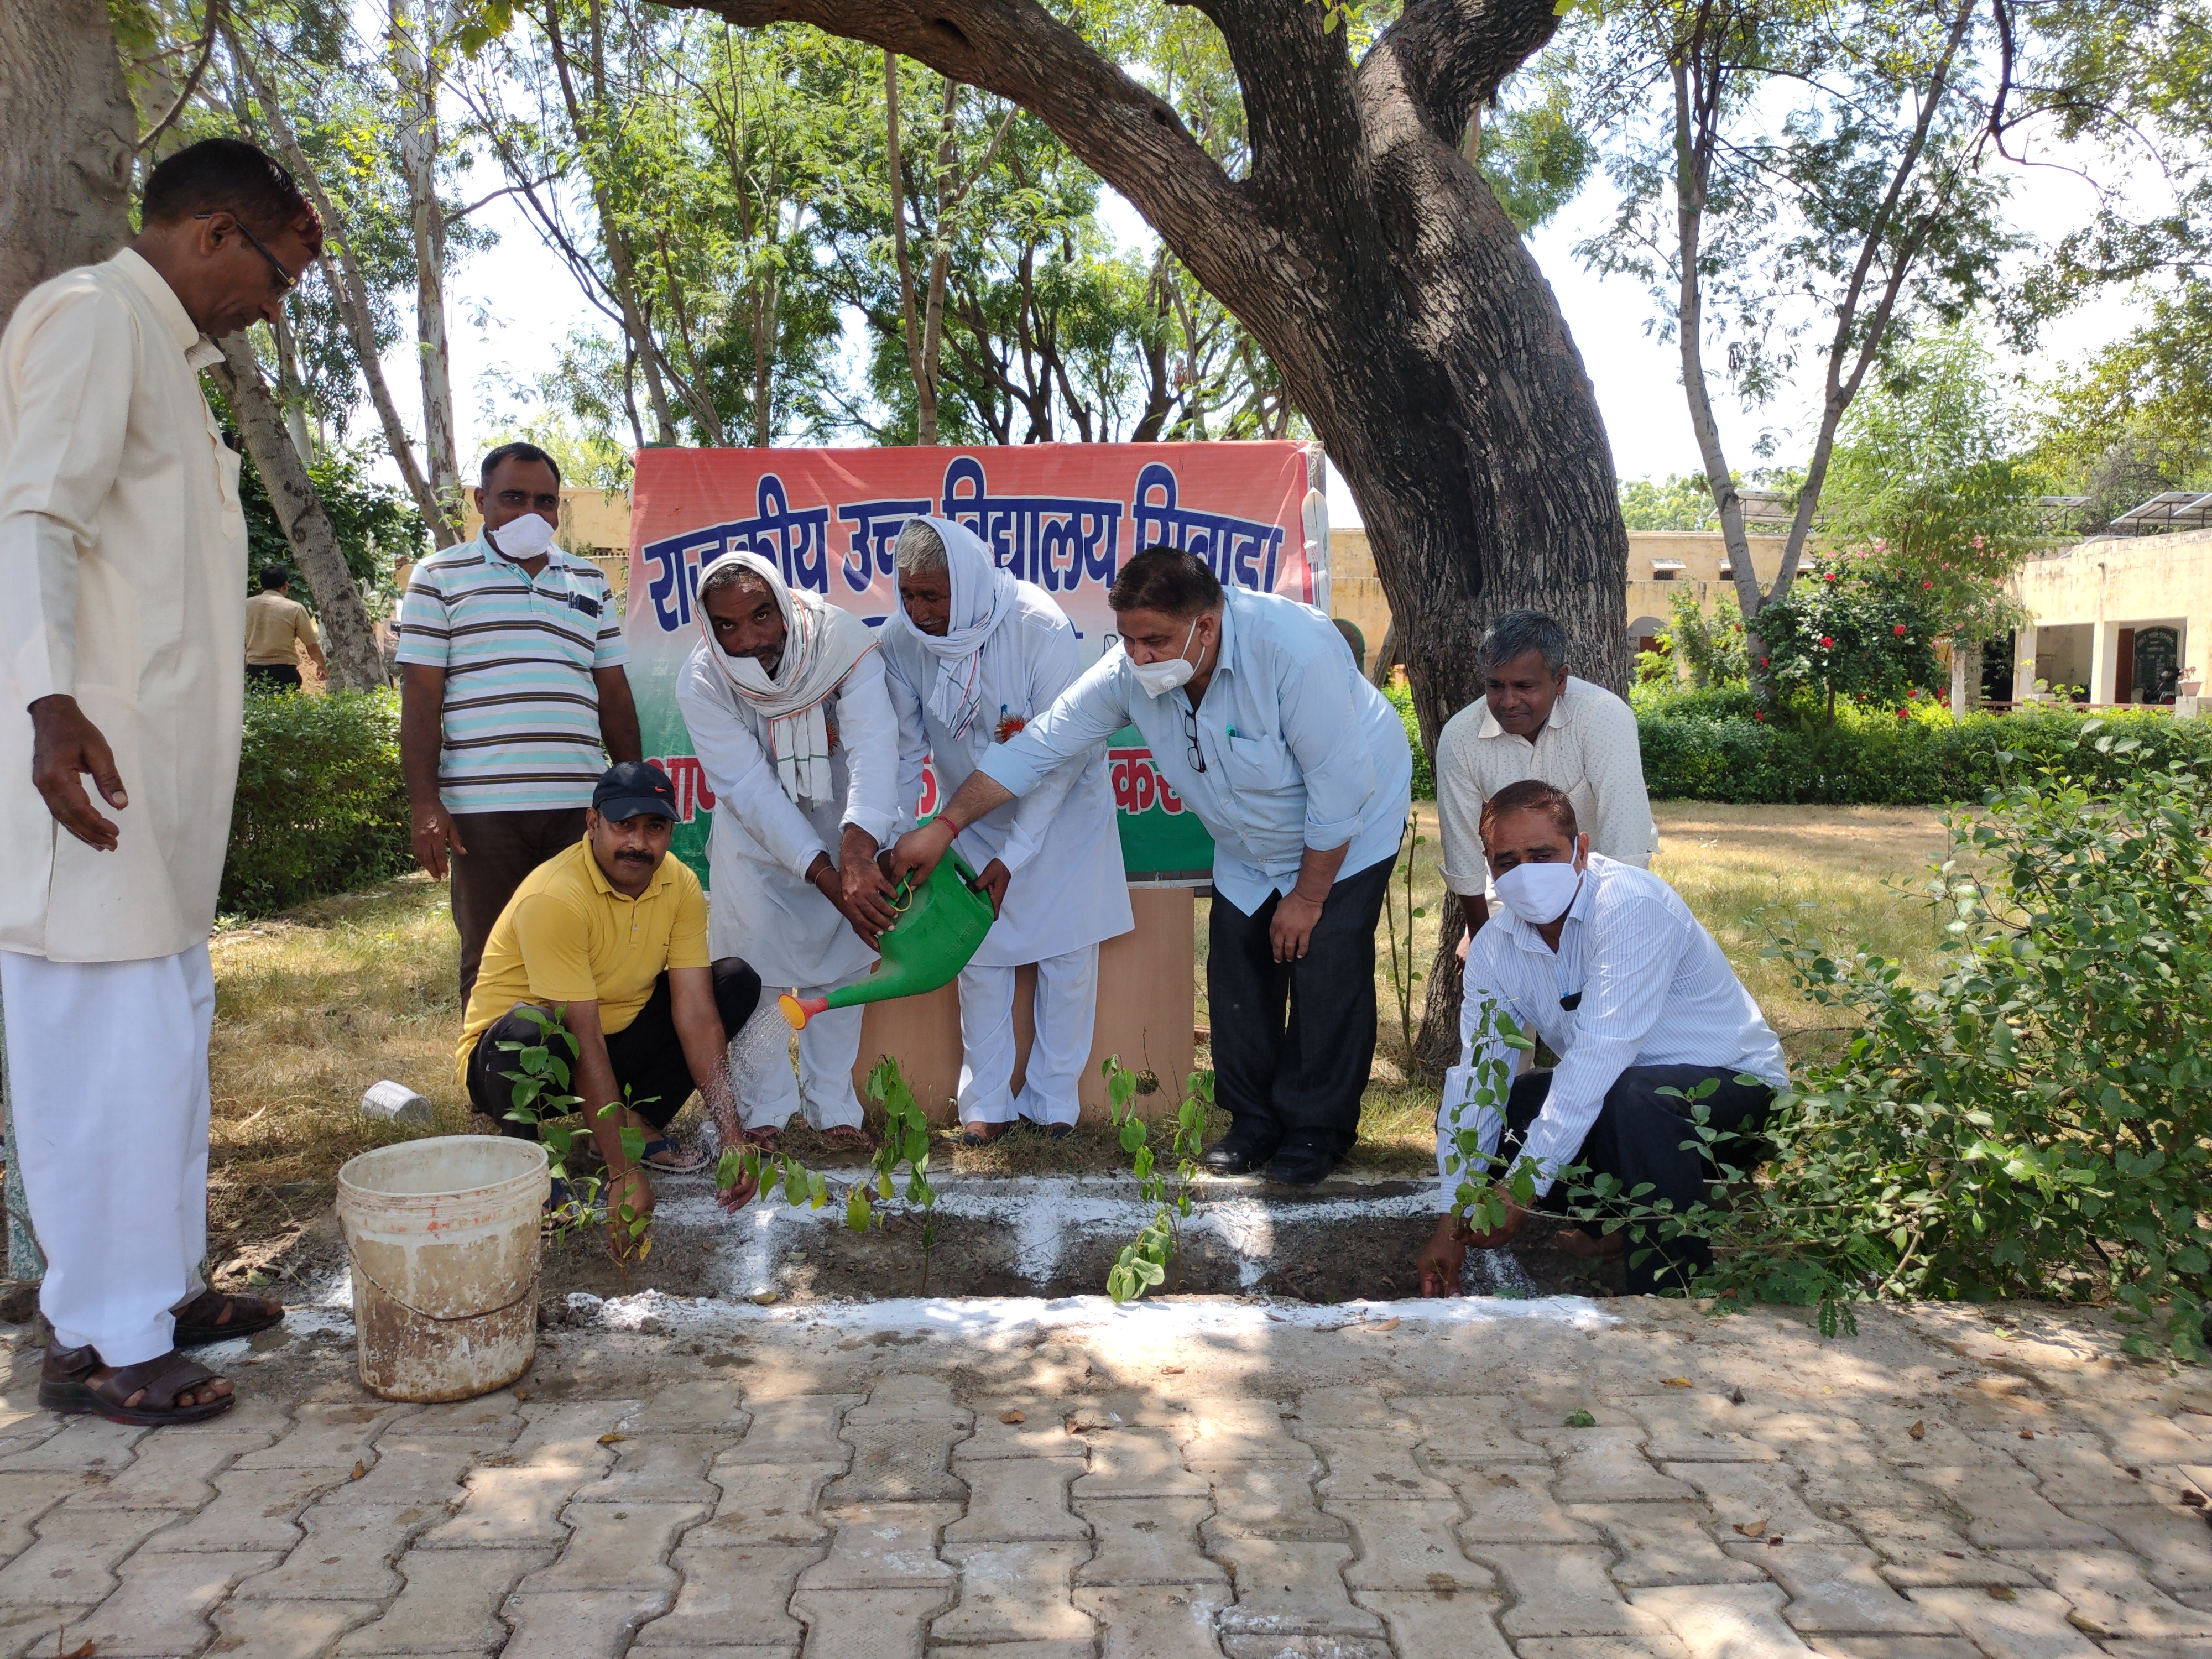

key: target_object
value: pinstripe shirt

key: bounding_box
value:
[395,535,626,812]
[1439,853,1787,1206]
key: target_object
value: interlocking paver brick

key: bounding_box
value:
[1332,1502,1488,1593]
[931,1644,1091,1659]
[823,1416,968,1504]
[2065,1505,2212,1594]
[140,1467,347,1555]
[736,1395,861,1461]
[1904,1464,2118,1549]
[1466,1545,1672,1639]
[954,1402,1085,1462]
[1545,1428,1698,1504]
[341,1436,479,1504]
[501,1587,672,1659]
[1630,1584,1815,1656]
[399,1395,525,1439]
[1569,1503,1771,1588]
[1071,1587,1227,1659]
[693,1458,844,1545]
[1848,1507,2038,1589]
[1182,1398,1307,1464]
[233,1499,444,1600]
[1452,1464,1599,1544]
[0,1506,184,1607]
[2001,1433,2164,1507]
[1353,1589,1514,1657]
[794,1502,956,1589]
[1663,1462,1859,1545]
[1724,1543,1957,1636]
[1073,1498,1225,1586]
[1394,1395,1549,1465]
[0,1475,81,1562]
[1202,1460,1343,1541]
[0,1417,141,1475]
[634,1541,813,1648]
[1632,1395,1785,1463]
[232,1405,406,1473]
[209,1595,378,1658]
[1802,1640,1982,1658]
[1314,1430,1454,1503]
[337,1545,554,1654]
[0,1604,100,1659]
[508,1402,636,1466]
[787,1587,950,1658]
[1997,1547,2212,1640]
[1071,1427,1206,1499]
[628,1379,748,1431]
[1218,1636,1391,1658]
[571,1433,723,1504]
[515,1500,703,1593]
[66,1547,281,1657]
[935,1540,1094,1644]
[65,1426,272,1509]
[942,1454,1087,1543]
[417,1461,601,1548]
[1212,1536,1384,1639]
[1904,1587,2106,1657]
[1513,1639,1691,1659]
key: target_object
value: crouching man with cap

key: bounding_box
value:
[1417,779,1787,1298]
[456,763,761,1235]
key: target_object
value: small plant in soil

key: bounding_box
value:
[1381,815,1427,1060]
[499,1004,656,1291]
[1438,993,1537,1234]
[1103,1056,1212,1304]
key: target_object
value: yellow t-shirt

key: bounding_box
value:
[455,837,711,1085]
[243,591,320,665]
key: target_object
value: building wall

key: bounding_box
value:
[461,486,633,601]
[2010,531,2212,705]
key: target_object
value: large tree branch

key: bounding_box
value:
[1362,0,1566,153]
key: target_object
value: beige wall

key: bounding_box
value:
[461,485,633,601]
[2011,531,2212,705]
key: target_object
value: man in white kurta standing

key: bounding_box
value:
[0,139,321,1425]
[676,552,901,1150]
[880,518,1132,1143]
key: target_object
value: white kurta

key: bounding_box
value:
[0,251,247,962]
[882,586,1131,968]
[675,643,902,989]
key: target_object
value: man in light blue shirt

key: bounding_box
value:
[890,547,1411,1185]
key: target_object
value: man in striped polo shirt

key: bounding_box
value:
[398,442,642,1006]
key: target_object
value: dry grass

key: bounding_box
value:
[202,802,1954,1264]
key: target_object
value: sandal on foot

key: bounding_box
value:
[82,1349,234,1426]
[959,1122,1008,1147]
[819,1125,880,1152]
[172,1288,285,1347]
[638,1135,709,1174]
[38,1343,96,1415]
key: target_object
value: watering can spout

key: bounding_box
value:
[779,849,996,1030]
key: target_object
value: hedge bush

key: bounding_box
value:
[221,688,411,915]
[1382,677,1436,799]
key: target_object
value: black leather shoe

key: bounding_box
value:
[1200,1126,1278,1175]
[1264,1138,1343,1187]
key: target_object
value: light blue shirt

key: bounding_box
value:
[979,588,1412,912]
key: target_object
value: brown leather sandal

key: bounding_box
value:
[38,1343,97,1413]
[172,1288,285,1347]
[82,1349,234,1426]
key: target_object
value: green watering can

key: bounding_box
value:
[779,847,996,1030]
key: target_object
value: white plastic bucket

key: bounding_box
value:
[335,1135,549,1402]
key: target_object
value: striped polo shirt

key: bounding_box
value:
[395,534,627,813]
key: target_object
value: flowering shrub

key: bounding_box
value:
[1751,560,1945,719]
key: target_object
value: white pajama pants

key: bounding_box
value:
[957,945,1100,1127]
[0,945,213,1366]
[744,990,864,1132]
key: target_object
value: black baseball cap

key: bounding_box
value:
[592,761,679,823]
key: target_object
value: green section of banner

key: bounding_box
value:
[1107,724,1214,883]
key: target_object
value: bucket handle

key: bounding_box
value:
[348,1248,539,1324]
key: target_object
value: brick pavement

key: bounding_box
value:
[1,1294,2209,1658]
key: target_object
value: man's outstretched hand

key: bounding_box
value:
[29,695,127,850]
[888,817,957,887]
[1416,1215,1473,1297]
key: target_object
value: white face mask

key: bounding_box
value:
[1493,859,1583,926]
[490,513,556,561]
[1129,619,1202,698]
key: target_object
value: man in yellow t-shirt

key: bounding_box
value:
[243,565,325,690]
[458,762,761,1229]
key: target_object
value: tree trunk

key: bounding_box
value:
[0,0,134,329]
[392,0,461,504]
[209,335,388,691]
[1950,638,1980,718]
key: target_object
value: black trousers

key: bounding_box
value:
[1207,854,1394,1154]
[246,662,302,691]
[466,957,763,1138]
[1504,1063,1775,1295]
[449,808,589,1004]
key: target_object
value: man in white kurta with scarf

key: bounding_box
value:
[676,552,901,1148]
[880,518,1131,1142]
[0,139,321,1425]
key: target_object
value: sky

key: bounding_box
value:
[398,91,2148,535]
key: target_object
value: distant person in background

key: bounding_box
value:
[243,565,324,690]
[677,551,901,1152]
[1,137,320,1426]
[397,442,642,1005]
[1434,609,1656,948]
[881,517,1131,1144]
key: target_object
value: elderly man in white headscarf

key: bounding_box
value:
[881,518,1132,1142]
[676,551,901,1149]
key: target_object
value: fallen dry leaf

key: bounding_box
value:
[61,1642,94,1659]
[597,1433,625,1446]
[1661,1377,1692,1388]
[2183,1491,2206,1508]
[1731,1520,1768,1537]
[514,1389,529,1402]
[749,1291,779,1306]
[1000,1411,1026,1425]
[1368,1318,1402,1333]
[349,1462,366,1481]
[1988,1586,2017,1601]
[1766,1536,1786,1548]
[2180,1404,2212,1417]
[2018,1428,2035,1440]
[1161,1366,1184,1375]
[1907,1421,1926,1441]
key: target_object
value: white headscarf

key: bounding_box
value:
[891,514,1018,740]
[696,551,877,806]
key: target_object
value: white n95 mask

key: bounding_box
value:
[1493,860,1582,926]
[491,513,557,561]
[1128,619,1201,698]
